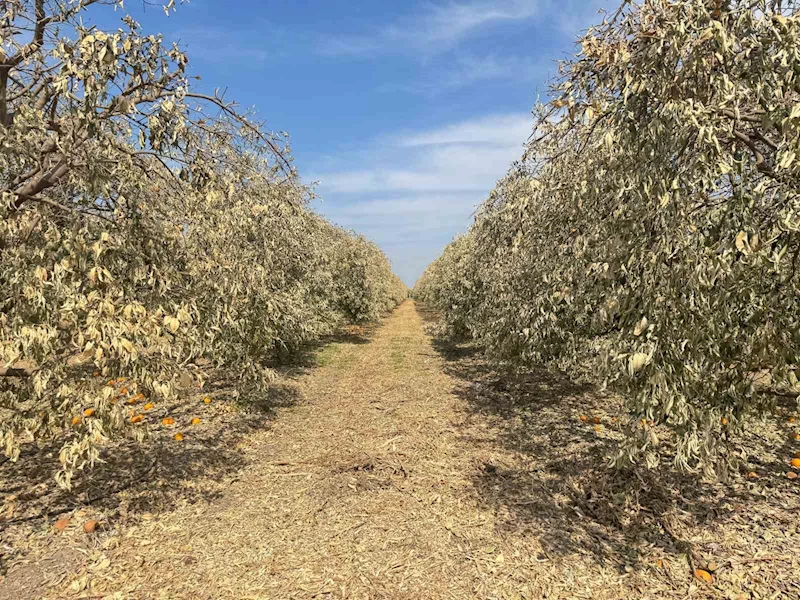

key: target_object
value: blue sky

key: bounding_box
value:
[101,0,613,286]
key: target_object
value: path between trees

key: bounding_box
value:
[2,301,798,599]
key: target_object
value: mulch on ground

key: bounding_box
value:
[1,301,798,599]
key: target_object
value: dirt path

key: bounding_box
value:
[38,300,521,599]
[3,300,799,599]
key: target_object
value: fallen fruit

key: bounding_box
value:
[746,471,758,479]
[721,417,728,426]
[83,408,95,417]
[203,397,212,404]
[130,414,144,424]
[162,417,175,426]
[791,458,800,469]
[579,415,588,422]
[787,472,798,480]
[173,432,184,441]
[592,416,601,424]
[83,520,98,534]
[54,518,70,532]
[120,387,128,396]
[190,417,201,425]
[143,402,154,411]
[694,569,713,584]
[71,416,82,426]
[93,371,100,377]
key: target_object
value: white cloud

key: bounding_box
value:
[313,114,529,195]
[441,54,551,90]
[311,112,532,285]
[377,53,551,96]
[397,112,531,147]
[326,194,481,227]
[318,0,541,57]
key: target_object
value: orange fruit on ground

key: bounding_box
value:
[162,417,175,426]
[143,403,154,411]
[795,434,800,442]
[190,417,201,425]
[173,432,184,441]
[721,417,728,426]
[789,417,796,423]
[83,520,98,534]
[787,472,798,480]
[130,414,144,424]
[107,379,115,386]
[120,387,128,396]
[791,458,800,469]
[71,416,82,426]
[694,569,713,584]
[746,471,759,479]
[135,393,145,401]
[54,517,70,532]
[93,371,100,377]
[203,397,212,404]
[579,415,588,422]
[592,416,601,424]
[83,408,95,417]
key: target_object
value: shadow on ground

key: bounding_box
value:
[0,322,379,549]
[269,323,377,372]
[0,382,300,534]
[420,306,800,576]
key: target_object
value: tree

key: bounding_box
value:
[0,0,405,486]
[416,0,800,476]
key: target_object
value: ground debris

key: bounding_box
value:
[1,301,798,599]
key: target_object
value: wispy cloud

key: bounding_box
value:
[397,112,533,147]
[378,54,552,96]
[318,0,541,57]
[315,114,530,195]
[311,112,532,284]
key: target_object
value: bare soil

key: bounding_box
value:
[1,300,798,599]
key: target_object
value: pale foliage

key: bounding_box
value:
[0,0,405,486]
[416,0,800,476]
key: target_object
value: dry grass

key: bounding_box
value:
[1,300,799,599]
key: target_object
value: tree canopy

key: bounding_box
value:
[1,0,406,486]
[416,0,800,476]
